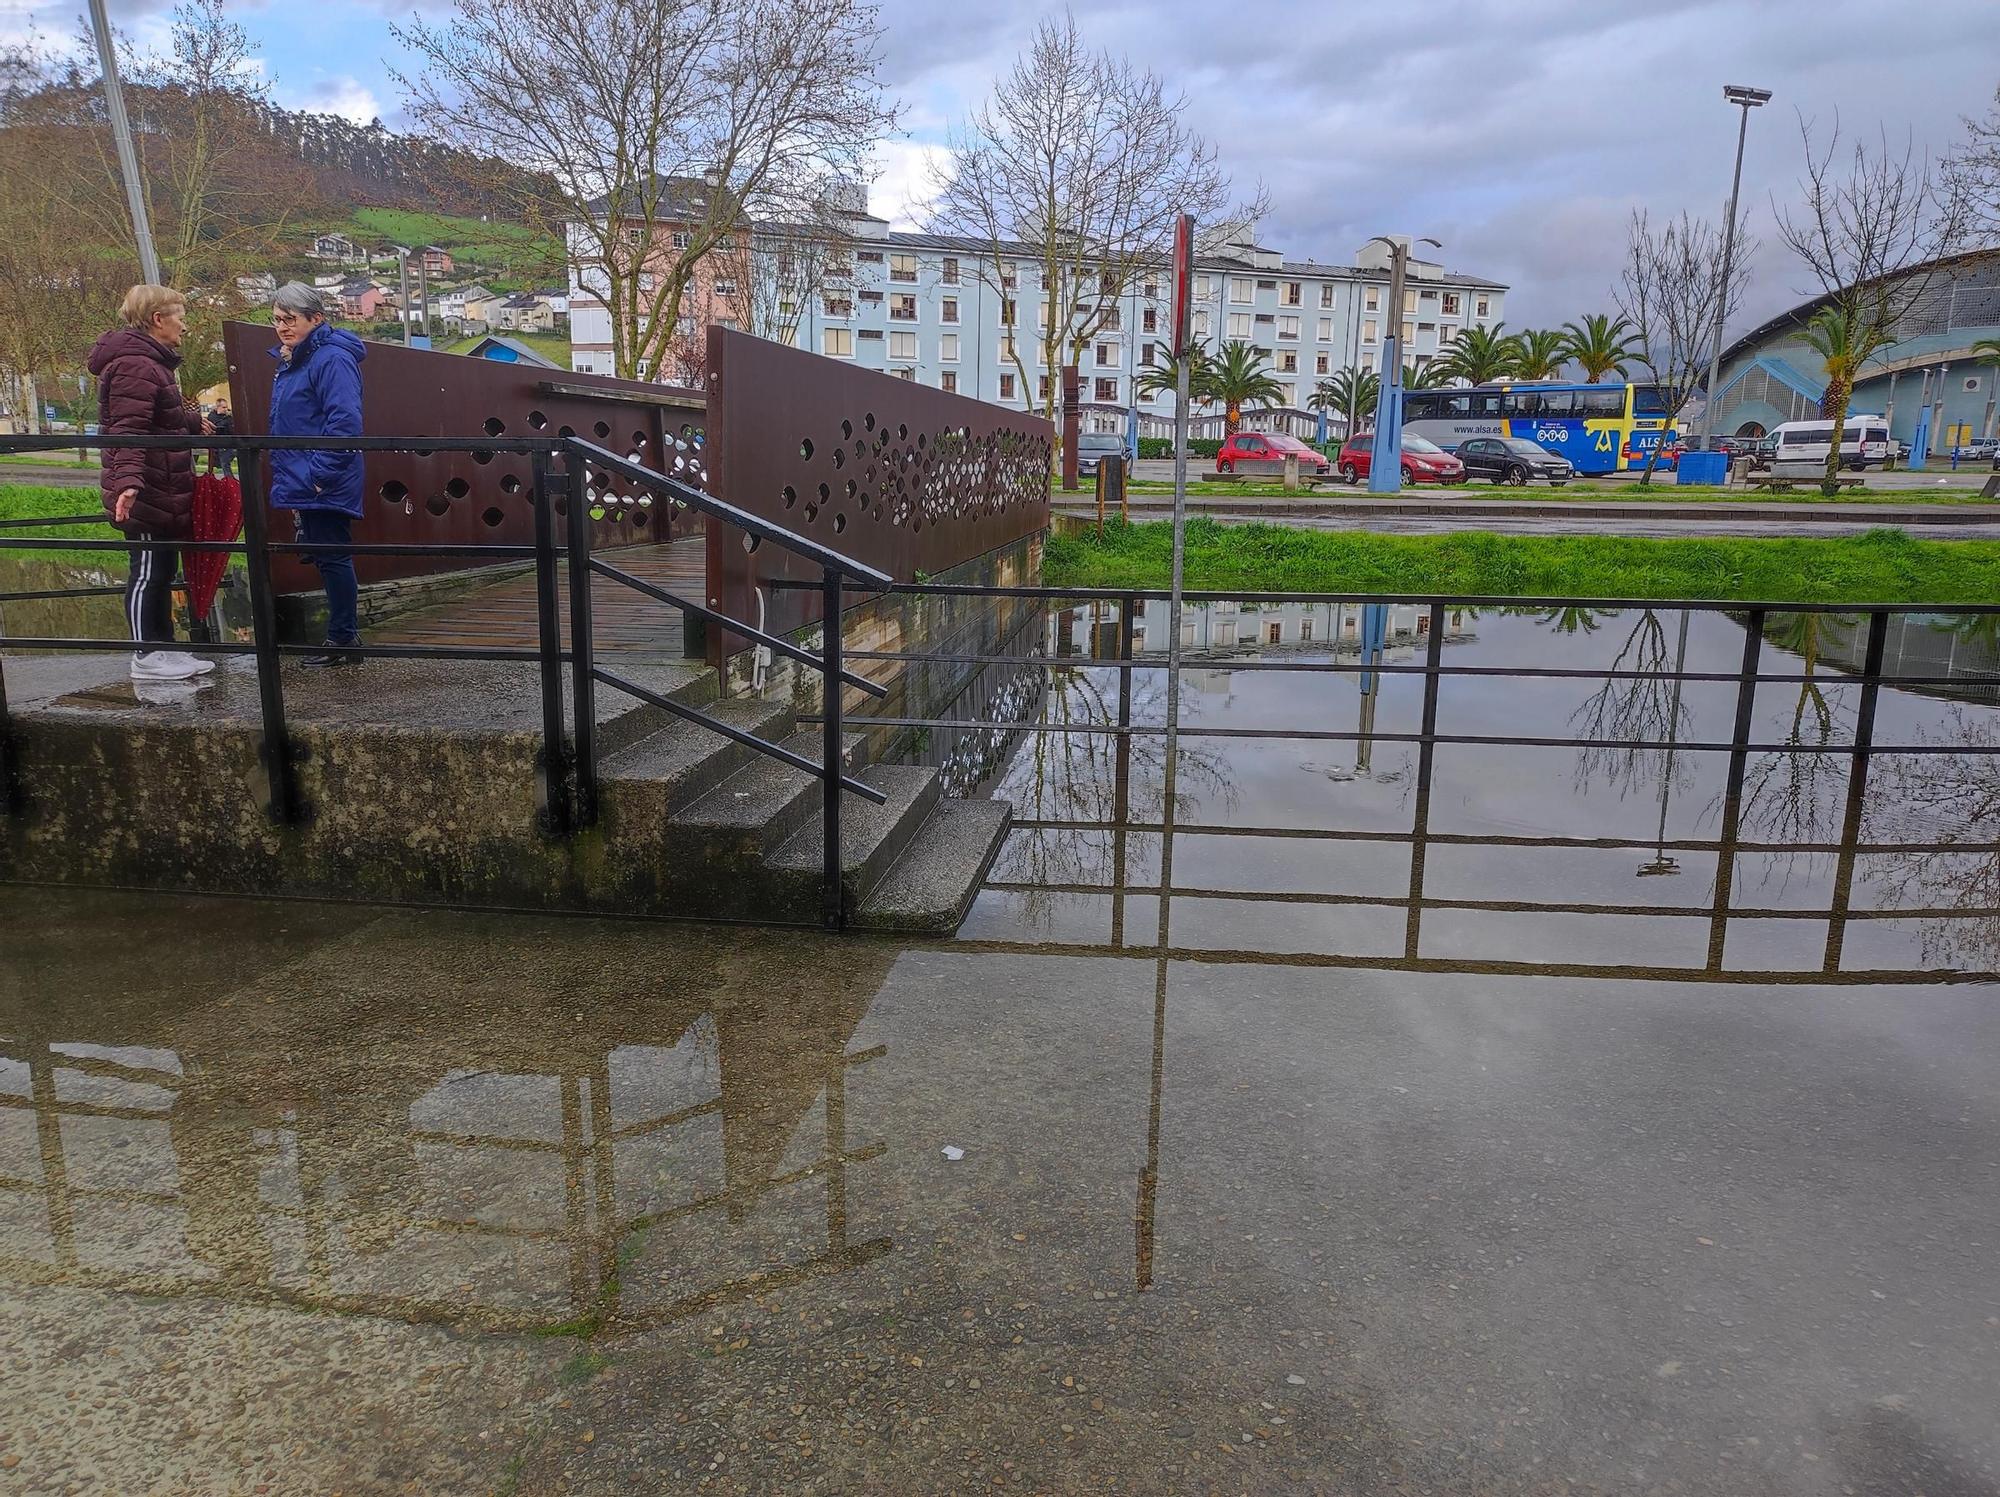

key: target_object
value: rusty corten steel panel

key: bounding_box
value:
[222,320,709,594]
[704,325,1051,653]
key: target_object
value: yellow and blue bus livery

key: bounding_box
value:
[1402,382,1674,475]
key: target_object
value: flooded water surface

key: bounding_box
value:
[2,601,1998,1493]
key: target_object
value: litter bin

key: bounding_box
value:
[1677,450,1729,486]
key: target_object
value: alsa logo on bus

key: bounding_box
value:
[1402,382,1672,475]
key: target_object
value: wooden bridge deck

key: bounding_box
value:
[372,537,705,658]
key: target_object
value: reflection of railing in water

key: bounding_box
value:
[0,1006,890,1335]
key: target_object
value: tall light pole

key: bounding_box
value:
[1366,234,1440,494]
[86,0,161,284]
[1697,83,1771,450]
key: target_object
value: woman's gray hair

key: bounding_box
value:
[272,281,325,319]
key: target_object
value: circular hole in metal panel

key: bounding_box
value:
[593,421,611,439]
[742,533,760,554]
[379,479,408,504]
[528,410,548,430]
[499,474,523,495]
[782,484,797,508]
[481,506,504,527]
[483,417,506,437]
[799,438,814,460]
[425,492,450,516]
[445,477,470,499]
[833,513,847,534]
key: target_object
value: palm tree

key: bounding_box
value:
[1512,329,1570,381]
[1402,360,1452,389]
[1972,337,2000,440]
[1561,313,1643,383]
[1203,340,1287,434]
[1311,367,1377,431]
[1437,322,1520,386]
[1800,306,1892,495]
[1134,342,1209,406]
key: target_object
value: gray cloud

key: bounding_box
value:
[878,0,1997,331]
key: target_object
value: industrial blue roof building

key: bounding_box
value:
[1707,251,2000,450]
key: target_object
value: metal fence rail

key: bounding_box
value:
[0,432,888,927]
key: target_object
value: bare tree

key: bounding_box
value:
[395,0,896,382]
[1777,117,1970,494]
[1613,209,1748,486]
[926,13,1261,426]
[1945,83,2000,242]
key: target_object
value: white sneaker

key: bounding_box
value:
[130,650,216,681]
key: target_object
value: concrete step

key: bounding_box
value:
[854,798,1013,934]
[766,764,943,921]
[589,661,719,757]
[598,696,797,816]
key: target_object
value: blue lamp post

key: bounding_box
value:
[1366,235,1440,494]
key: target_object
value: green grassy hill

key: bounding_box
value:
[341,208,563,287]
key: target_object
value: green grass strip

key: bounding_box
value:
[1043,518,2000,606]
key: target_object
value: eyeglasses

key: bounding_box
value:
[272,311,305,327]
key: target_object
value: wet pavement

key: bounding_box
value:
[3,605,1998,1494]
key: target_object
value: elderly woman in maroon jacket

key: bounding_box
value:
[88,283,214,682]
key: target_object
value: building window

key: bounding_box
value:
[1194,274,1212,300]
[1315,353,1330,375]
[1317,317,1333,342]
[998,372,1016,399]
[889,252,919,282]
[856,250,884,264]
[1001,265,1019,291]
[1276,383,1295,406]
[1193,310,1210,338]
[1101,306,1121,331]
[1227,312,1252,339]
[1096,341,1119,367]
[941,370,958,392]
[1277,314,1300,341]
[822,328,853,357]
[1140,342,1157,367]
[1000,297,1017,326]
[1441,292,1461,315]
[1258,279,1277,292]
[1440,324,1457,345]
[635,359,651,379]
[1142,306,1158,333]
[1267,621,1282,644]
[1038,374,1052,403]
[889,293,917,321]
[1283,281,1301,306]
[857,328,882,341]
[941,296,959,324]
[625,226,642,245]
[1279,350,1298,373]
[1365,287,1380,311]
[1476,297,1490,317]
[1362,319,1379,344]
[1402,320,1415,345]
[669,230,690,251]
[941,257,960,285]
[893,367,916,381]
[1300,617,1314,641]
[998,333,1015,359]
[1094,376,1118,402]
[858,289,883,304]
[1320,284,1334,309]
[1142,279,1160,299]
[940,332,959,362]
[823,295,852,317]
[1361,351,1376,373]
[1228,277,1253,304]
[888,330,917,359]
[713,279,736,296]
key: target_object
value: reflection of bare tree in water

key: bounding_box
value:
[998,662,1233,919]
[1867,706,2000,971]
[1731,613,1854,891]
[1568,608,1696,801]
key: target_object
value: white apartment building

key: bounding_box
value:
[570,201,1507,433]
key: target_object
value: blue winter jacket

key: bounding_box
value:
[268,323,367,516]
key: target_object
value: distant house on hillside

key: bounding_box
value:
[420,246,454,275]
[536,288,571,317]
[310,232,366,266]
[491,291,555,333]
[438,283,498,325]
[335,279,392,321]
[463,334,561,368]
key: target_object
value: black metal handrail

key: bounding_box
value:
[0,431,895,927]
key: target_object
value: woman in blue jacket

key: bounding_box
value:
[268,282,368,666]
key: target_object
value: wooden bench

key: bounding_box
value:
[1742,473,1866,493]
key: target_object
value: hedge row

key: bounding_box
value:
[1136,437,1222,460]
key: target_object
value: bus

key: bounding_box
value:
[1401,381,1676,475]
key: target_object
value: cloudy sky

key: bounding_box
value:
[12,0,1996,330]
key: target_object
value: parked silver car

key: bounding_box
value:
[1075,432,1128,476]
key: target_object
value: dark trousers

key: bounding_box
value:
[124,535,177,654]
[298,510,359,644]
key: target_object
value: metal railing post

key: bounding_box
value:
[563,446,598,827]
[1823,609,1889,972]
[0,637,19,816]
[531,447,570,834]
[1403,603,1446,961]
[1706,608,1764,970]
[1111,591,1137,947]
[822,565,845,930]
[236,447,303,824]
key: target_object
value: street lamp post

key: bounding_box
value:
[1697,83,1772,450]
[86,0,161,285]
[1367,235,1441,494]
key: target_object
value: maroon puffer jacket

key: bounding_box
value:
[88,327,201,540]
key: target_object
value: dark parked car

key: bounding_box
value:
[1335,431,1464,485]
[1749,437,1779,470]
[1075,431,1127,477]
[1455,436,1574,486]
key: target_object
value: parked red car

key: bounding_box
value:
[1214,431,1332,477]
[1335,431,1465,485]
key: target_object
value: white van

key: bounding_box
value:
[1771,415,1892,470]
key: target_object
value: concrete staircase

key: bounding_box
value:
[595,670,1009,932]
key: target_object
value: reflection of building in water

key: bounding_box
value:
[1051,600,1476,659]
[0,946,896,1334]
[1793,612,2000,707]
